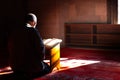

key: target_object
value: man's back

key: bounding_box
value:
[8,27,45,77]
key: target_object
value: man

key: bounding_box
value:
[8,13,50,79]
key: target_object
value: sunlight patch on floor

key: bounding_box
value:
[60,58,101,69]
[0,66,13,75]
[44,58,101,70]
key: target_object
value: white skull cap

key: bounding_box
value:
[28,13,37,23]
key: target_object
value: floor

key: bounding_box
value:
[0,47,120,80]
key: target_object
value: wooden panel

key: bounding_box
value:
[69,24,93,34]
[65,23,93,46]
[97,24,120,34]
[65,24,93,34]
[97,35,120,46]
[65,23,120,48]
[96,24,120,47]
[66,34,92,44]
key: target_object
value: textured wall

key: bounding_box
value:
[27,0,108,46]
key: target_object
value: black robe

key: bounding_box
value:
[8,26,45,77]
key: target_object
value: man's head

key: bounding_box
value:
[26,13,37,28]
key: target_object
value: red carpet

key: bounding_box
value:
[35,47,120,80]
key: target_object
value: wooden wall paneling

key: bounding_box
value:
[65,23,93,46]
[97,24,120,34]
[96,24,120,47]
[65,23,120,48]
[97,35,120,46]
